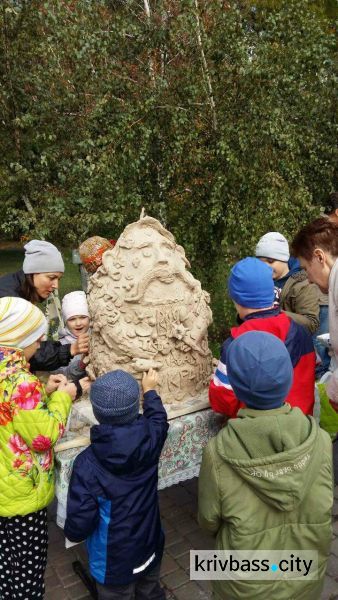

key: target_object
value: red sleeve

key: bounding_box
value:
[209,379,240,418]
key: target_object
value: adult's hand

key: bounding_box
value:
[46,374,67,395]
[70,333,89,357]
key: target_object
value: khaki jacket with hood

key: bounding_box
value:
[198,405,333,600]
[279,271,319,334]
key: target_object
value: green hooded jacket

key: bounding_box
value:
[0,347,72,517]
[198,405,333,600]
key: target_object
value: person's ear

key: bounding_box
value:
[313,248,326,264]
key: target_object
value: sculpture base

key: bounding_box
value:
[71,390,210,427]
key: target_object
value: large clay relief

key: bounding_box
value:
[86,215,213,403]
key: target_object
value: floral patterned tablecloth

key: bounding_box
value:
[55,408,224,528]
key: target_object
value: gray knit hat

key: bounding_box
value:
[255,232,290,262]
[23,240,65,274]
[90,370,140,425]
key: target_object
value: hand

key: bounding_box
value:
[71,333,89,357]
[79,376,91,394]
[46,374,67,394]
[57,381,77,401]
[142,368,158,394]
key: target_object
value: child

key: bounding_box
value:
[55,291,91,395]
[64,368,168,599]
[209,257,315,417]
[0,296,76,599]
[78,236,114,292]
[255,231,319,334]
[199,331,333,600]
[79,236,114,274]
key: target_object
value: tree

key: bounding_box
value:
[0,0,336,335]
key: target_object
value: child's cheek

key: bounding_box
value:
[67,322,77,336]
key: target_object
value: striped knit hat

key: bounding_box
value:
[0,297,47,349]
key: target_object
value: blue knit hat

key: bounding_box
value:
[228,257,274,308]
[227,331,293,410]
[90,370,140,425]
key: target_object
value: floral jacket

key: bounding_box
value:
[0,347,72,517]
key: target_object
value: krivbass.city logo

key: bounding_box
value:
[190,551,318,581]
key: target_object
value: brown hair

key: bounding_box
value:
[291,217,338,260]
[21,274,42,304]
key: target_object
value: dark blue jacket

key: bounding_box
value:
[64,390,169,585]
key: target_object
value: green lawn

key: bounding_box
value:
[0,247,81,299]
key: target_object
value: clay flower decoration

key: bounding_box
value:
[12,380,42,410]
[32,434,52,452]
[0,401,13,426]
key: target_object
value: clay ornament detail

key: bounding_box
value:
[86,215,213,403]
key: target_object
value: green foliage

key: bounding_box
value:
[0,0,336,339]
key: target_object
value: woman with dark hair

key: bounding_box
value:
[0,240,89,371]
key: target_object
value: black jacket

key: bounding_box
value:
[65,391,169,585]
[0,270,72,371]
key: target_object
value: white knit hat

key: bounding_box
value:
[0,297,47,349]
[255,232,290,262]
[62,291,89,322]
[23,240,64,274]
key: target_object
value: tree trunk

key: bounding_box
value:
[194,0,218,132]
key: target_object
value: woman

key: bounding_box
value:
[292,218,338,397]
[0,240,89,371]
[0,296,76,598]
[292,217,338,483]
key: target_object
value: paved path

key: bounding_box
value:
[45,479,338,599]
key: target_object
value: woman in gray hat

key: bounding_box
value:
[0,240,89,371]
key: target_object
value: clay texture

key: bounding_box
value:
[86,216,213,403]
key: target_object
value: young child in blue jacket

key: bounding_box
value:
[64,368,169,599]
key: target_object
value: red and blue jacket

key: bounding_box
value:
[64,391,169,586]
[209,308,315,418]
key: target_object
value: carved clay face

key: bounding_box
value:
[103,222,194,304]
[86,216,213,403]
[123,226,176,275]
